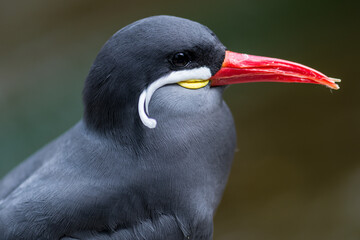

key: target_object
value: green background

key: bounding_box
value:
[1,0,359,239]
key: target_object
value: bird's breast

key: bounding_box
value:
[137,85,237,211]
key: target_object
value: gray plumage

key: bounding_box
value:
[0,16,236,239]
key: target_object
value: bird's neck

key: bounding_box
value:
[83,93,146,145]
[82,50,148,139]
[82,71,147,141]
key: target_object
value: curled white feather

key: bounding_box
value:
[138,67,212,129]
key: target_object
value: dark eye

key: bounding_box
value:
[171,52,190,67]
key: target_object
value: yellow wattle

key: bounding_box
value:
[177,79,209,89]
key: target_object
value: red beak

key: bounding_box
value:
[210,51,340,90]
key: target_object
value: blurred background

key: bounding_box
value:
[0,0,359,239]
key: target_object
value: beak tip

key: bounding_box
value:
[328,77,341,90]
[329,77,342,83]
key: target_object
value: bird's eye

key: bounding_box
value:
[171,52,190,67]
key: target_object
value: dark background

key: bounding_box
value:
[1,0,359,239]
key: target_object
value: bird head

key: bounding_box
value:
[83,15,339,134]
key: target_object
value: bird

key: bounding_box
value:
[0,15,339,240]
